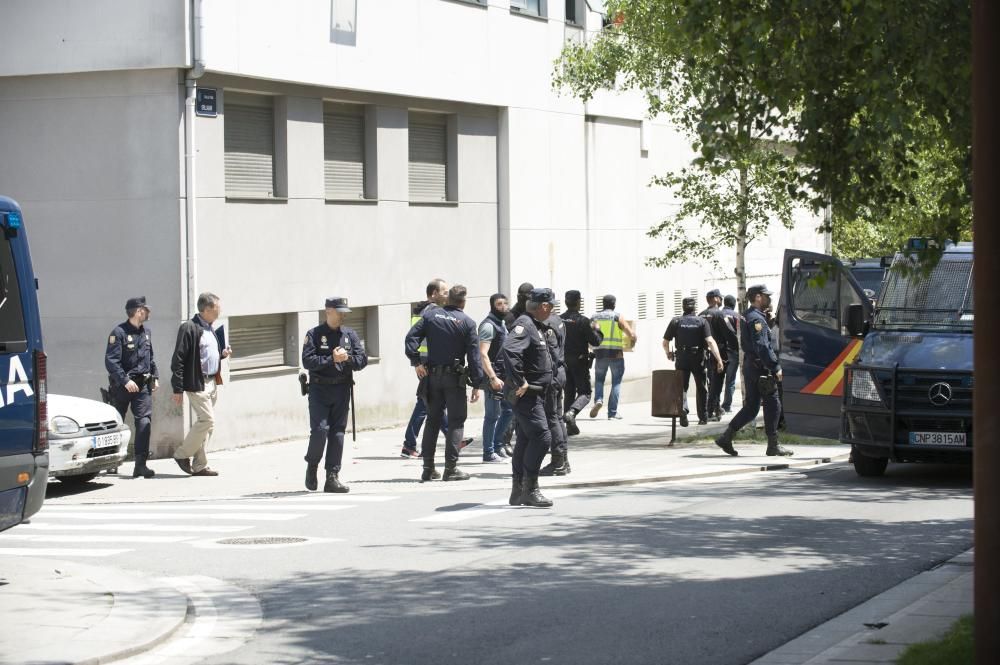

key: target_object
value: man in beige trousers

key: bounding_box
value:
[170,292,231,476]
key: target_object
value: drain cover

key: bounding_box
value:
[217,536,307,546]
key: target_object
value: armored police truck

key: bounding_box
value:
[779,240,974,477]
[0,196,47,532]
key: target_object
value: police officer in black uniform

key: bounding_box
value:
[405,285,484,482]
[539,302,570,476]
[714,285,793,457]
[699,289,728,421]
[504,282,534,329]
[302,297,369,493]
[560,289,603,436]
[719,294,741,413]
[663,297,724,426]
[501,288,558,508]
[105,296,159,478]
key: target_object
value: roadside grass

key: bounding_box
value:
[675,425,839,447]
[896,615,973,665]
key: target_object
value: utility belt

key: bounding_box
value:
[102,372,153,403]
[428,364,464,375]
[310,375,354,386]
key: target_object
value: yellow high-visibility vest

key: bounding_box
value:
[595,313,624,350]
[410,314,428,355]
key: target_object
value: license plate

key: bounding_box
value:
[908,431,967,446]
[91,433,121,449]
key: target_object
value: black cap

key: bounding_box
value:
[706,289,722,299]
[682,296,697,309]
[529,288,560,306]
[325,297,352,312]
[564,289,581,304]
[517,282,535,297]
[746,284,773,299]
[126,296,149,311]
[724,295,736,308]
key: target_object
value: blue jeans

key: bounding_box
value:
[403,397,448,449]
[594,357,625,416]
[721,356,739,411]
[482,390,514,455]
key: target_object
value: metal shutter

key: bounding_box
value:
[673,290,683,316]
[655,291,665,318]
[225,104,275,197]
[637,293,647,320]
[229,314,286,371]
[324,113,365,199]
[408,118,447,201]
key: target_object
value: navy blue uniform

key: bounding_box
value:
[405,306,484,468]
[719,305,741,412]
[542,314,568,456]
[303,323,368,472]
[727,306,781,436]
[105,321,158,463]
[664,313,713,422]
[501,314,553,478]
[560,309,603,415]
[700,305,728,417]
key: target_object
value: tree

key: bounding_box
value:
[556,0,971,264]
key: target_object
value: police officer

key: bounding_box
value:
[504,282,534,329]
[663,297,723,426]
[105,296,159,478]
[699,289,728,420]
[302,297,369,493]
[714,285,793,457]
[719,294,741,413]
[405,285,484,482]
[501,288,558,508]
[560,290,603,436]
[539,301,570,476]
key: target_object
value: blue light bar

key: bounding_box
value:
[6,211,21,229]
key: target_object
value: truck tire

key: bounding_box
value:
[59,473,99,485]
[852,450,888,477]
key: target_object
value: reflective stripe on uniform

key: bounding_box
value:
[410,315,428,354]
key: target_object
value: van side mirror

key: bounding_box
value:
[845,303,866,337]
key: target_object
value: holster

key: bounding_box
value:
[757,373,778,397]
[99,387,112,405]
[298,373,309,396]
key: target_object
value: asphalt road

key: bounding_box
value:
[33,462,974,665]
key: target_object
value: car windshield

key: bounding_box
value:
[874,253,974,330]
[0,236,27,348]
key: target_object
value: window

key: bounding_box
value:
[655,291,665,319]
[511,0,545,17]
[319,306,378,358]
[594,296,604,313]
[789,260,838,330]
[408,113,449,202]
[673,290,683,317]
[229,314,289,371]
[224,95,276,198]
[839,275,863,336]
[565,0,583,24]
[637,293,647,320]
[0,237,26,347]
[324,105,366,200]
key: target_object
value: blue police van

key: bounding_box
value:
[779,241,974,476]
[0,196,48,532]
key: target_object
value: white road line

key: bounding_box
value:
[19,523,252,533]
[43,503,357,512]
[1,534,195,543]
[272,495,398,503]
[36,512,308,521]
[411,489,593,523]
[0,547,132,557]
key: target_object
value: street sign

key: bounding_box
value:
[196,88,217,117]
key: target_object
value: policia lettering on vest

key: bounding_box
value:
[663,297,724,427]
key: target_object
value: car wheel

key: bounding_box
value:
[59,473,99,485]
[852,449,888,477]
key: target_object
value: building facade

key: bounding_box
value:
[0,0,826,455]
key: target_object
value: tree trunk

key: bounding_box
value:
[735,165,749,309]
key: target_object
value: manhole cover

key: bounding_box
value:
[217,536,307,546]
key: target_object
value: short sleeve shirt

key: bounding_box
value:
[478,321,495,343]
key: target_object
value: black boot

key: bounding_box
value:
[766,436,794,457]
[132,458,155,479]
[564,411,580,436]
[679,411,689,427]
[442,465,470,481]
[305,463,319,491]
[323,471,349,493]
[714,427,739,456]
[421,466,441,482]
[540,452,568,476]
[509,476,524,506]
[520,475,553,508]
[562,452,571,475]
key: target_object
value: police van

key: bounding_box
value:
[0,196,48,532]
[778,240,973,476]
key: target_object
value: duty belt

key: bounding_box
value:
[428,365,463,375]
[311,375,353,385]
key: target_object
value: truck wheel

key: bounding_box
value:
[59,473,99,485]
[852,450,888,477]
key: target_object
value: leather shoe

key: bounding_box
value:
[305,463,319,491]
[192,467,219,476]
[421,467,441,482]
[442,466,470,481]
[132,464,155,479]
[563,411,581,436]
[174,458,192,475]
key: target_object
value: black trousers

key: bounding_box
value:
[563,357,593,415]
[421,371,468,468]
[707,363,725,416]
[305,383,350,472]
[680,365,708,421]
[111,384,153,462]
[546,386,567,455]
[728,368,781,437]
[512,391,551,477]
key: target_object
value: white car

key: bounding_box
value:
[47,393,131,484]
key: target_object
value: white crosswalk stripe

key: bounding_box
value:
[0,547,132,557]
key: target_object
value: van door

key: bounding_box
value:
[778,250,871,437]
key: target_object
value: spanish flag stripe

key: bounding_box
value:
[817,342,863,396]
[801,339,862,395]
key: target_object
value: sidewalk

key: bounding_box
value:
[0,558,188,665]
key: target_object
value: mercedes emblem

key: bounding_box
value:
[928,382,953,407]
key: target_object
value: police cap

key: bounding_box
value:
[746,284,773,299]
[125,296,149,311]
[682,296,697,311]
[564,289,581,305]
[706,288,722,299]
[325,297,352,313]
[529,288,560,306]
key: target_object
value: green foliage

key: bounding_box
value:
[555,0,972,256]
[896,615,973,665]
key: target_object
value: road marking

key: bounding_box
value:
[36,512,309,521]
[43,503,357,512]
[19,523,252,533]
[1,534,194,543]
[411,489,593,523]
[0,547,132,557]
